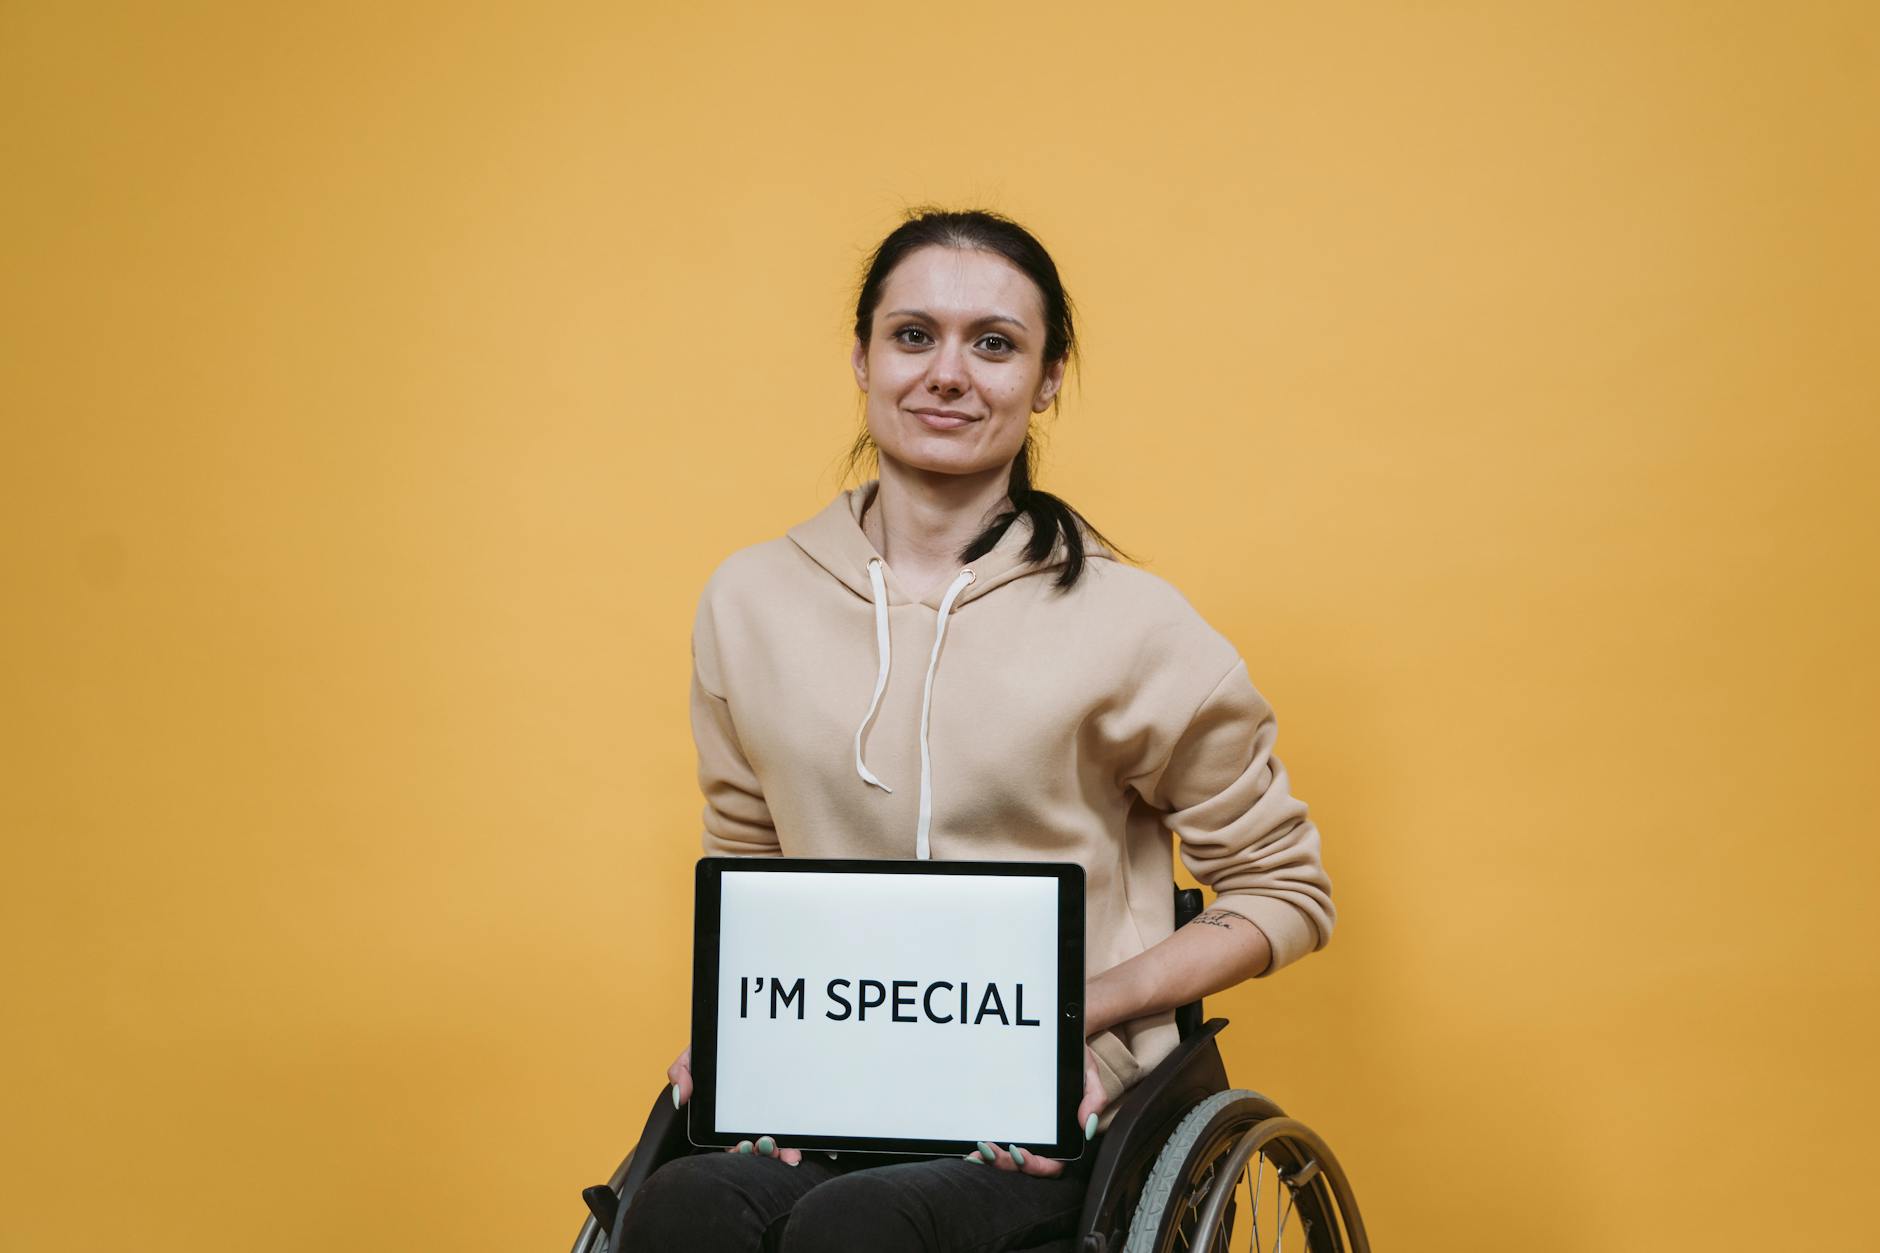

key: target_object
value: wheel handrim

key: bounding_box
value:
[1185,1119,1313,1252]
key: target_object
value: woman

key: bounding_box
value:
[618,208,1335,1252]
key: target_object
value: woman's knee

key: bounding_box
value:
[615,1153,782,1252]
[777,1170,928,1253]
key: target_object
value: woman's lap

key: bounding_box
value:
[616,1148,1095,1253]
[614,1149,840,1251]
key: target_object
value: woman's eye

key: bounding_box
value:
[980,335,1013,353]
[894,326,930,346]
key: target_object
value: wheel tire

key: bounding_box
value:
[1121,1090,1363,1253]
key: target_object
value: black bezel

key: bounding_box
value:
[689,856,1087,1160]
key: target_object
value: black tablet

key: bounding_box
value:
[689,857,1087,1160]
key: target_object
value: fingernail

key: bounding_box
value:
[786,1158,798,1167]
[671,1084,682,1109]
[757,1136,776,1155]
[1012,1146,1029,1166]
[977,1140,996,1160]
[1084,1113,1098,1140]
[737,1140,753,1154]
[964,1152,983,1164]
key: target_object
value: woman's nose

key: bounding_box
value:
[927,341,969,395]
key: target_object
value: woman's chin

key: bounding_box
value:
[878,442,1016,482]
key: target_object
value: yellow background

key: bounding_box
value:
[4,2,1875,1249]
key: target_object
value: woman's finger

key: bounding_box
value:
[1075,1046,1107,1138]
[667,1046,694,1107]
[974,1140,1014,1170]
[971,1140,1065,1177]
[1015,1144,1065,1178]
[724,1135,799,1166]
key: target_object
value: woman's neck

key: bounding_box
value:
[860,457,1014,593]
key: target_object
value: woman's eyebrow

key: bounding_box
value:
[884,307,1029,332]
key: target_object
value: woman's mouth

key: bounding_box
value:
[912,408,978,430]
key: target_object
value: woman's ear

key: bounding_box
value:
[851,336,869,391]
[1033,355,1067,411]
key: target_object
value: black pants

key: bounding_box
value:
[615,1145,1100,1253]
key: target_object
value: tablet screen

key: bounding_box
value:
[691,859,1085,1157]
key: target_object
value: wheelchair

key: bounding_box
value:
[572,886,1369,1252]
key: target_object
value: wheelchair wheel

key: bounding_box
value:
[1121,1090,1368,1253]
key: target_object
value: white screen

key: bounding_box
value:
[714,870,1061,1145]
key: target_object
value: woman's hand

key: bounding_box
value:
[729,1134,803,1166]
[966,1044,1107,1177]
[666,1044,693,1108]
[668,1045,804,1166]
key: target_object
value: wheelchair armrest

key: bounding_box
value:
[1172,885,1206,1040]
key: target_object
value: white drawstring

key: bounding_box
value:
[849,558,976,859]
[915,567,976,859]
[852,558,894,793]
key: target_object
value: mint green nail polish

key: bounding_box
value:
[1012,1146,1029,1166]
[737,1140,753,1154]
[757,1136,775,1155]
[1084,1113,1099,1140]
[964,1152,983,1163]
[671,1084,681,1109]
[977,1140,995,1160]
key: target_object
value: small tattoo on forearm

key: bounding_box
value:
[1191,909,1242,930]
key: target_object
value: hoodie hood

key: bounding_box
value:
[785,479,1105,610]
[783,479,1108,858]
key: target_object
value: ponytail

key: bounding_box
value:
[955,434,1132,592]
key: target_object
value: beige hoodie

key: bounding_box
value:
[689,480,1334,1131]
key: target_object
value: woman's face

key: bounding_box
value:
[851,245,1065,480]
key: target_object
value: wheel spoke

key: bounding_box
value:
[1250,1151,1264,1247]
[1270,1177,1296,1253]
[1241,1154,1254,1253]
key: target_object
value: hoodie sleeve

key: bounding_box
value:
[1125,658,1334,976]
[690,581,782,858]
